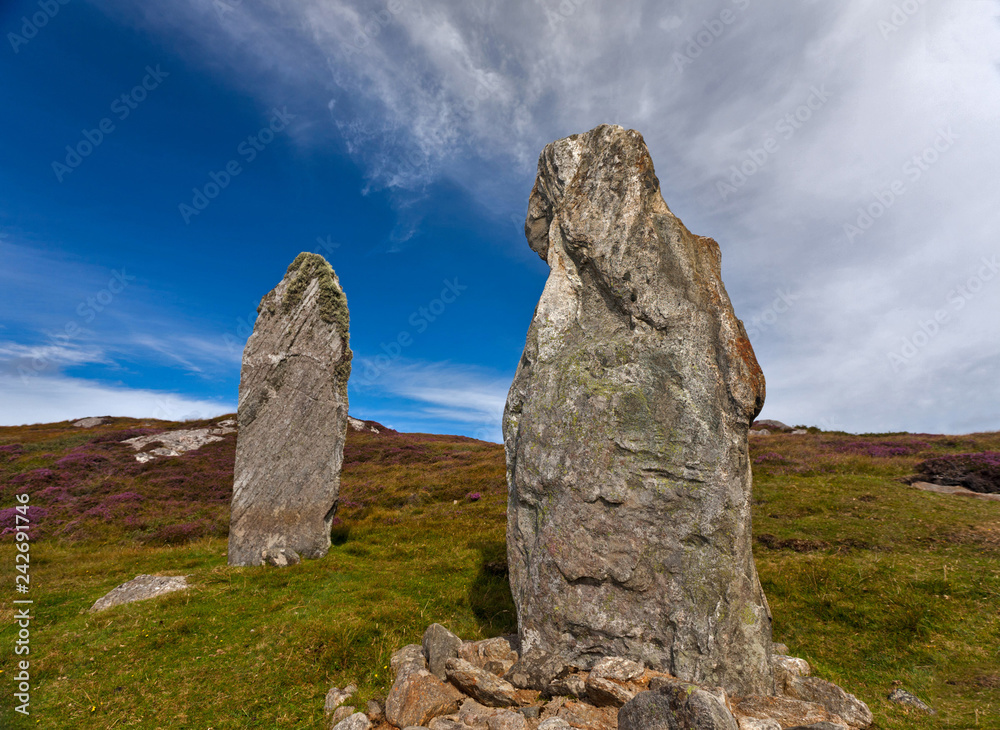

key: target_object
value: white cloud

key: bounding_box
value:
[92,0,1000,434]
[0,373,233,426]
[351,357,508,441]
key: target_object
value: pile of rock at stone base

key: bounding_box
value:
[323,624,873,730]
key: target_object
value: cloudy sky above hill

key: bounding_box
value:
[1,0,998,438]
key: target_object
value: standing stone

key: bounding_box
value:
[228,253,352,567]
[504,125,772,695]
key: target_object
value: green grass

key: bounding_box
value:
[1,424,999,727]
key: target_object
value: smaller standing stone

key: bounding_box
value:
[89,575,188,612]
[229,252,352,567]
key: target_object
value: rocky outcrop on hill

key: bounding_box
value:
[368,627,871,730]
[503,124,772,695]
[228,253,352,567]
[123,419,236,463]
[73,416,111,428]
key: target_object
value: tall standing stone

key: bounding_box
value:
[504,125,773,695]
[228,253,352,567]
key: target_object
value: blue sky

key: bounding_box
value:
[1,0,999,439]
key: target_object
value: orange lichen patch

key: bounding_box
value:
[734,335,766,396]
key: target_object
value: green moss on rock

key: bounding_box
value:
[282,253,350,345]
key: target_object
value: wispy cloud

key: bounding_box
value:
[64,1,1000,433]
[0,372,233,426]
[352,357,509,441]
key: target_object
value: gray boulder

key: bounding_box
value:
[446,658,520,707]
[886,688,934,714]
[332,713,372,730]
[783,676,872,729]
[228,253,352,566]
[89,574,188,612]
[424,624,464,680]
[619,687,739,730]
[504,648,565,691]
[504,124,773,695]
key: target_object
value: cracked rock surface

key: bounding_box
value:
[228,252,352,567]
[504,125,772,695]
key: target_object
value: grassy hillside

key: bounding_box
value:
[1,418,998,728]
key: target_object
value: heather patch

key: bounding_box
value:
[836,440,929,458]
[0,443,24,461]
[915,451,1000,494]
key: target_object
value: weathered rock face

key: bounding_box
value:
[228,253,352,567]
[89,574,188,612]
[504,124,772,695]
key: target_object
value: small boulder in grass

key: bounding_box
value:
[325,684,358,715]
[331,712,372,730]
[89,574,188,612]
[886,688,935,714]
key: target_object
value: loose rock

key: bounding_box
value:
[504,648,566,691]
[366,700,384,723]
[89,574,188,612]
[424,624,464,680]
[737,719,782,730]
[386,670,464,729]
[446,658,520,707]
[731,695,847,729]
[332,713,372,730]
[331,706,357,725]
[504,124,773,695]
[459,637,519,677]
[229,253,352,566]
[547,673,587,699]
[783,675,872,728]
[486,709,527,730]
[886,687,935,714]
[325,684,358,715]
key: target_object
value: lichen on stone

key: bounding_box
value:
[282,252,350,344]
